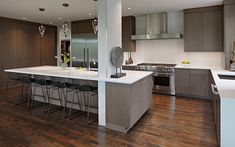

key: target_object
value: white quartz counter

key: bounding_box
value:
[175,64,223,70]
[210,69,235,100]
[4,66,152,84]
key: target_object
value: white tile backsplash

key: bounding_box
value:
[124,39,224,67]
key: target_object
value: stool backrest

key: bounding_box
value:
[8,72,20,80]
[20,74,32,84]
[33,75,47,85]
[51,77,66,87]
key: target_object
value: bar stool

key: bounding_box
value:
[48,77,67,115]
[64,80,98,123]
[64,79,82,119]
[79,84,98,123]
[30,75,51,111]
[19,74,34,106]
[5,72,25,105]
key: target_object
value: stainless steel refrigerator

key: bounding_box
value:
[71,33,98,69]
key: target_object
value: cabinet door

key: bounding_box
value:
[2,20,17,88]
[175,69,190,95]
[190,69,209,98]
[71,21,87,35]
[122,16,136,52]
[86,20,94,34]
[184,13,203,52]
[40,26,57,65]
[0,19,4,88]
[17,22,40,67]
[203,10,223,52]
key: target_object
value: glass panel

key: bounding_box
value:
[154,76,170,86]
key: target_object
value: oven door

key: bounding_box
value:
[153,73,175,95]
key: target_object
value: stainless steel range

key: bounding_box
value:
[136,63,176,95]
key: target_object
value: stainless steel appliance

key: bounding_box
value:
[136,63,176,95]
[71,33,98,69]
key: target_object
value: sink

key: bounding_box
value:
[218,74,235,80]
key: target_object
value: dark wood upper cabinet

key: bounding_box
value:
[17,22,41,67]
[0,19,17,88]
[72,19,94,35]
[0,17,57,89]
[122,16,136,52]
[72,17,136,52]
[184,6,223,52]
[40,26,57,66]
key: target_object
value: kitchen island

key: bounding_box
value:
[5,66,153,133]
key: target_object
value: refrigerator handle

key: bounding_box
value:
[87,48,90,70]
[83,48,86,67]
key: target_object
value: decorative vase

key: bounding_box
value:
[60,63,68,69]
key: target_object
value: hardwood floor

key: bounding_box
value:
[0,92,218,147]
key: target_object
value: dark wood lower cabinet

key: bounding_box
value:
[0,17,57,89]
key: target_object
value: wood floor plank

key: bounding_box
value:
[0,90,218,147]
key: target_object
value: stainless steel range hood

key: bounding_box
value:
[131,12,183,40]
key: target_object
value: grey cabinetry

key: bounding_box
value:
[175,69,190,95]
[190,69,209,98]
[175,68,210,99]
[209,71,220,144]
[203,10,223,52]
[122,16,136,52]
[184,6,223,52]
[184,13,203,52]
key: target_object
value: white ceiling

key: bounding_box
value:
[0,0,223,25]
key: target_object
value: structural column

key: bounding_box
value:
[98,0,122,126]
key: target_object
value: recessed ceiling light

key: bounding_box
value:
[39,8,45,12]
[128,7,132,10]
[22,17,26,20]
[62,3,69,7]
[50,22,53,25]
[89,13,92,16]
[58,17,62,20]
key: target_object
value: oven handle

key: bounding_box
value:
[211,84,219,95]
[155,73,174,77]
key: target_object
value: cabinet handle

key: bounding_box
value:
[211,84,219,95]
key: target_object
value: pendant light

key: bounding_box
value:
[62,3,70,38]
[92,0,98,34]
[38,8,46,38]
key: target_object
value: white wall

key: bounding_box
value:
[124,39,224,67]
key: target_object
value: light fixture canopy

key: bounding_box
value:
[38,8,46,38]
[92,17,98,34]
[62,3,70,38]
[92,0,98,34]
[39,24,45,38]
[62,21,69,38]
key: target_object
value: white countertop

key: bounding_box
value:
[175,64,223,70]
[210,69,235,100]
[4,66,152,84]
